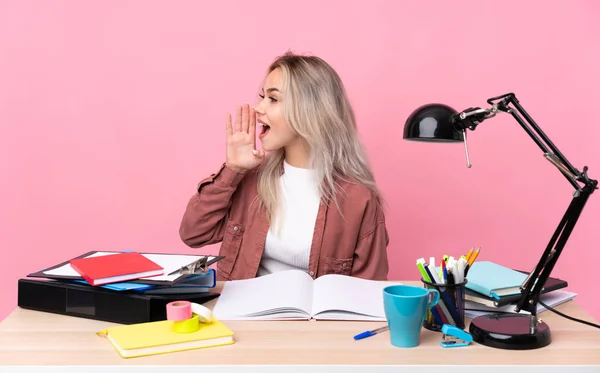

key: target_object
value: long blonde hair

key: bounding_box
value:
[257,51,383,226]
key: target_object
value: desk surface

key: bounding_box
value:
[1,280,599,367]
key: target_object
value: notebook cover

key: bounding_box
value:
[70,252,163,286]
[98,318,235,358]
[465,261,528,298]
[479,270,568,307]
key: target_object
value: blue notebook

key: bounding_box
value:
[465,261,528,299]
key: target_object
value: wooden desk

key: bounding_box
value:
[1,281,599,371]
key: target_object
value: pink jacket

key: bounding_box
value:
[179,163,389,281]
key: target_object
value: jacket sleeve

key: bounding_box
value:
[351,201,390,281]
[178,164,247,248]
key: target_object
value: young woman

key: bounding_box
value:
[179,52,389,281]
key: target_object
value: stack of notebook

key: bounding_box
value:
[463,261,577,318]
[18,250,225,325]
[27,250,222,294]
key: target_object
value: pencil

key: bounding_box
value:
[468,247,480,266]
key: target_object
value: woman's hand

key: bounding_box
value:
[225,104,265,172]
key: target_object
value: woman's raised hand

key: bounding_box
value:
[225,104,265,172]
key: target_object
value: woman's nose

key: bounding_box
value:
[253,104,265,115]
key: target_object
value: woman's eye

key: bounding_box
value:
[259,93,277,103]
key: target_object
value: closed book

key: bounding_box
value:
[69,252,163,286]
[464,270,568,307]
[465,261,528,298]
[97,318,235,358]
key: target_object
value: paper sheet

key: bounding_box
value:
[212,270,314,320]
[212,270,393,321]
[465,290,577,318]
[311,274,390,320]
[43,251,217,282]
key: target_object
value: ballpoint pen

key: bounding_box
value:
[457,257,468,283]
[354,325,389,340]
[442,260,447,284]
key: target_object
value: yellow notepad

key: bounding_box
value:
[97,318,235,358]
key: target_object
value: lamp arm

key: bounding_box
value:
[490,93,591,191]
[456,93,598,317]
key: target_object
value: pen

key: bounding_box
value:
[447,271,455,285]
[354,325,389,340]
[426,263,443,286]
[423,264,448,326]
[423,264,437,286]
[442,260,447,284]
[457,257,468,283]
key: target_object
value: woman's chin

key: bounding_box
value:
[259,139,277,152]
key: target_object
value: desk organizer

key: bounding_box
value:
[421,279,467,331]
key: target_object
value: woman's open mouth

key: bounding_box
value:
[259,123,271,139]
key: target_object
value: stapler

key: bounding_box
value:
[440,324,473,348]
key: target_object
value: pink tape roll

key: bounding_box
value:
[166,301,192,321]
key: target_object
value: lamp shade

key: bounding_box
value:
[403,103,463,142]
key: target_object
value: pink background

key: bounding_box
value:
[1,1,599,323]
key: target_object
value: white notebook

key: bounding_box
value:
[212,270,392,321]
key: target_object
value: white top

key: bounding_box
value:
[257,160,321,276]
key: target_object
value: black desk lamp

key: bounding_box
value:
[403,93,598,350]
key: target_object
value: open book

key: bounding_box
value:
[212,270,392,321]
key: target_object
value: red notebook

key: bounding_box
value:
[69,252,164,286]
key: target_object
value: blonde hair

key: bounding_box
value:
[257,51,383,226]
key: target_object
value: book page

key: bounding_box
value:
[212,270,314,320]
[42,252,217,282]
[311,275,391,321]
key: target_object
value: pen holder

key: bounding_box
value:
[421,279,467,332]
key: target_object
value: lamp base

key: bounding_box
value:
[469,313,551,350]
